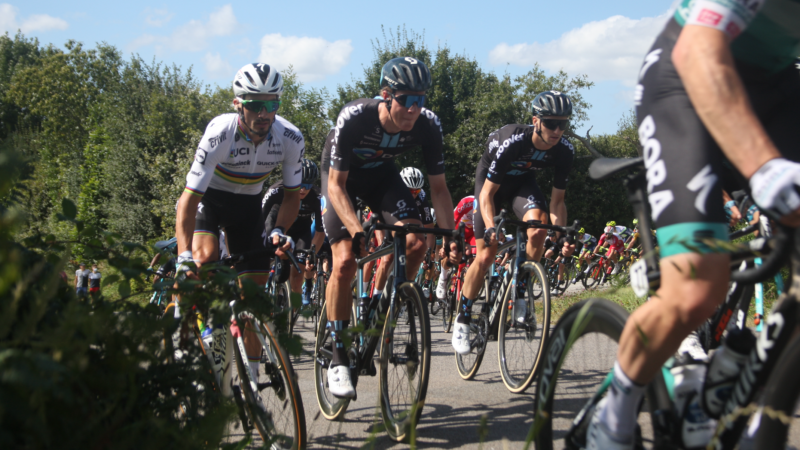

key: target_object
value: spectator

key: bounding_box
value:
[74,263,90,297]
[88,264,101,295]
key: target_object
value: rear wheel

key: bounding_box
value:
[498,261,550,393]
[455,292,488,380]
[581,262,602,290]
[442,273,458,333]
[313,301,352,421]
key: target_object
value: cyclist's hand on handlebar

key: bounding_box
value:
[270,229,294,259]
[750,158,800,226]
[440,240,460,265]
[483,227,503,246]
[176,251,200,280]
[351,232,369,258]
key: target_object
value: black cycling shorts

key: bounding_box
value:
[195,188,270,274]
[321,164,421,244]
[473,171,548,239]
[637,19,800,257]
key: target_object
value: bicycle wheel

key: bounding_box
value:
[379,282,431,442]
[498,261,550,393]
[533,298,671,450]
[429,292,443,317]
[312,275,326,337]
[233,318,307,449]
[753,333,800,449]
[313,300,351,421]
[442,275,457,333]
[455,293,488,380]
[581,262,602,290]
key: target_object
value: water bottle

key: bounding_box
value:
[702,327,756,418]
[671,361,717,448]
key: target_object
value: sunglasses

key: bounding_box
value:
[410,188,421,195]
[300,183,314,190]
[241,99,281,113]
[392,93,426,109]
[539,118,569,131]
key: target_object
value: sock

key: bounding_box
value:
[599,361,646,439]
[248,357,260,378]
[438,268,449,284]
[372,287,381,297]
[456,295,473,324]
[302,279,312,304]
[329,320,350,367]
[362,280,370,292]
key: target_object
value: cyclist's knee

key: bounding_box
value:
[406,233,426,258]
[658,253,730,326]
[528,227,547,243]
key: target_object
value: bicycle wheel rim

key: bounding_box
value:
[313,301,351,420]
[498,261,550,393]
[754,333,800,449]
[455,304,487,380]
[379,282,431,442]
[251,320,307,449]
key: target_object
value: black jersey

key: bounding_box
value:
[321,99,445,175]
[477,125,575,189]
[261,182,324,233]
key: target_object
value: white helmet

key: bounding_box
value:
[430,208,436,224]
[400,167,424,189]
[233,63,284,98]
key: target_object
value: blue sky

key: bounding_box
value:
[2,0,675,135]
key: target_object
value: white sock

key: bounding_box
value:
[439,268,449,283]
[249,359,260,378]
[372,287,381,297]
[599,361,645,439]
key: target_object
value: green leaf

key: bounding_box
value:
[117,279,131,298]
[61,199,77,220]
[102,274,120,287]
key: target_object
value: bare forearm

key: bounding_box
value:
[480,191,497,230]
[674,27,779,178]
[430,190,455,230]
[274,194,301,232]
[550,201,567,227]
[176,192,200,254]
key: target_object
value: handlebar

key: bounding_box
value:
[223,236,302,274]
[492,209,581,237]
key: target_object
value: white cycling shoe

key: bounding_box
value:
[452,322,471,355]
[435,283,446,300]
[587,398,635,450]
[327,365,355,398]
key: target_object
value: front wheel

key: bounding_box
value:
[379,282,431,442]
[498,261,550,393]
[442,274,457,333]
[752,333,800,449]
[313,301,351,421]
[581,262,602,290]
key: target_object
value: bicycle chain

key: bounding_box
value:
[709,402,792,447]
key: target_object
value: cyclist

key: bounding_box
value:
[543,229,577,294]
[435,195,477,305]
[262,158,325,307]
[454,90,575,354]
[320,57,459,398]
[588,2,800,448]
[591,223,624,277]
[175,63,302,379]
[572,228,597,283]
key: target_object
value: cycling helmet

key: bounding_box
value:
[531,91,573,117]
[400,167,425,189]
[233,63,284,98]
[606,221,616,227]
[380,57,432,92]
[301,158,319,185]
[632,218,639,225]
[579,227,585,234]
[604,226,614,234]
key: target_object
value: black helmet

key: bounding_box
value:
[379,57,432,92]
[532,91,573,117]
[301,158,319,185]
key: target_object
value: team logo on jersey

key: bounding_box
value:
[511,161,532,169]
[354,148,383,160]
[320,195,327,215]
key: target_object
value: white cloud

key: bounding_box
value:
[204,52,233,79]
[0,4,68,34]
[129,5,239,53]
[258,34,353,82]
[144,7,173,27]
[489,13,669,86]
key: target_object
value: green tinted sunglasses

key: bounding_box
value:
[241,99,281,113]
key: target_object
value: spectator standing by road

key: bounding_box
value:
[88,264,101,295]
[74,263,90,297]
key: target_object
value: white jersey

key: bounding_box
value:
[185,113,305,196]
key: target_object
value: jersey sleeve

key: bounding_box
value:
[329,102,367,172]
[280,123,305,190]
[485,129,522,185]
[184,117,232,197]
[553,138,575,190]
[419,108,446,176]
[679,0,764,39]
[597,234,607,247]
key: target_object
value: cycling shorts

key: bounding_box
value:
[637,19,800,258]
[321,164,422,244]
[473,171,547,239]
[605,246,620,258]
[581,243,596,254]
[194,188,270,274]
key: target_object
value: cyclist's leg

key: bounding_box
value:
[512,179,549,262]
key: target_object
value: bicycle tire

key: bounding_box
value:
[430,294,443,317]
[498,261,550,393]
[533,298,672,450]
[379,282,431,442]
[752,333,800,449]
[313,300,351,421]
[443,274,457,333]
[233,318,307,449]
[581,262,602,290]
[455,294,488,380]
[312,274,326,337]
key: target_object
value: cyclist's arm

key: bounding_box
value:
[176,191,202,254]
[478,179,501,230]
[549,187,567,230]
[672,25,780,180]
[428,174,454,230]
[311,230,325,251]
[424,223,435,250]
[327,167,363,238]
[273,189,301,234]
[149,253,162,269]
